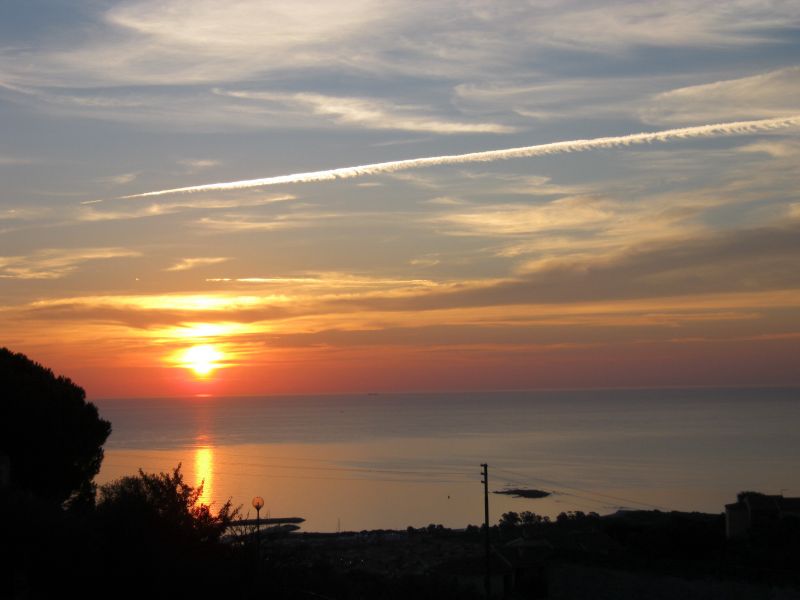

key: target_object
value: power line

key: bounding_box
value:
[493,467,667,511]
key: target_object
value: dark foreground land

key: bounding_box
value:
[255,509,800,600]
[6,482,800,600]
[14,497,800,600]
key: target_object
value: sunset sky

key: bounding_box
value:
[2,1,799,398]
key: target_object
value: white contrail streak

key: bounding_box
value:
[124,115,800,199]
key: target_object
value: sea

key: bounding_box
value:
[93,387,800,532]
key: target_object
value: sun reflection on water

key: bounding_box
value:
[194,445,214,506]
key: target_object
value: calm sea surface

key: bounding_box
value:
[94,388,800,532]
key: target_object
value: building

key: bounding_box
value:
[725,492,800,539]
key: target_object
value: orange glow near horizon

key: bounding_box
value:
[7,285,800,397]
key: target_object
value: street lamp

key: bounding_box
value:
[252,496,265,567]
[252,496,265,531]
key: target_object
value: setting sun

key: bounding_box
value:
[180,345,224,377]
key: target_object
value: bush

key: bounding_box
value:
[93,465,239,597]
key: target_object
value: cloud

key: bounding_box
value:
[232,308,766,350]
[432,196,618,236]
[178,159,221,172]
[736,140,800,158]
[28,293,283,313]
[165,257,229,271]
[409,258,440,267]
[195,213,318,232]
[1,0,397,87]
[0,84,278,131]
[453,76,661,122]
[217,89,515,134]
[0,206,53,222]
[1,1,796,136]
[95,172,139,185]
[0,155,38,166]
[424,196,466,206]
[0,248,140,279]
[206,272,439,290]
[642,66,800,125]
[123,115,800,198]
[430,173,753,255]
[340,223,800,312]
[5,1,796,89]
[79,193,295,222]
[13,271,444,330]
[515,1,800,51]
[457,173,587,198]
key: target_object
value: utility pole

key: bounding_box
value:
[481,463,491,599]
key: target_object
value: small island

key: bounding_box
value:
[493,488,551,499]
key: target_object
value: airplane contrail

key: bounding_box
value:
[123,115,800,199]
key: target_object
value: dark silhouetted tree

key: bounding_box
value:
[93,465,238,596]
[0,347,111,505]
[96,464,236,545]
[520,510,548,526]
[499,511,521,533]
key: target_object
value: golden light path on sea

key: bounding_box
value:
[194,446,214,506]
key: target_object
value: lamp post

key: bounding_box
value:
[252,496,265,530]
[252,496,265,567]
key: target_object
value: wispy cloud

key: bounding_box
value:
[178,159,221,173]
[736,140,800,158]
[423,196,466,206]
[125,115,800,198]
[0,206,53,222]
[193,207,404,233]
[409,257,440,267]
[453,76,663,122]
[642,66,800,125]
[195,213,318,232]
[432,196,618,236]
[0,1,394,87]
[2,1,795,138]
[165,257,229,272]
[4,1,795,88]
[354,224,800,312]
[79,193,295,221]
[28,293,283,312]
[0,248,140,279]
[0,155,38,166]
[518,1,800,51]
[205,272,439,290]
[217,89,515,134]
[95,172,139,185]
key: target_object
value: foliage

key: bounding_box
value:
[92,465,239,597]
[499,510,521,530]
[96,464,237,545]
[499,510,552,533]
[556,510,599,525]
[0,347,111,505]
[521,510,550,525]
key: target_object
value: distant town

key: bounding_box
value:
[243,491,800,599]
